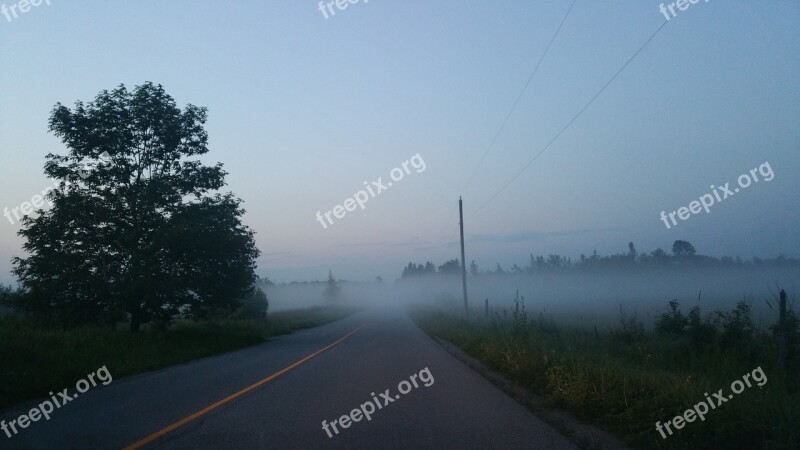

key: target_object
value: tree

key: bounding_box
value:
[628,242,637,260]
[655,300,688,334]
[401,262,424,278]
[547,255,569,270]
[438,259,461,275]
[12,82,260,331]
[672,240,696,257]
[324,271,341,302]
[652,248,669,261]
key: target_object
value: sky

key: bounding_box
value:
[0,1,798,284]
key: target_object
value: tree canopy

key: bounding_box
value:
[672,240,697,257]
[12,82,260,331]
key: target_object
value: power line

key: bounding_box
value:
[469,20,669,217]
[461,0,578,195]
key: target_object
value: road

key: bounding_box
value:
[3,305,577,449]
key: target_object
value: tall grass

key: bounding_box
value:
[0,305,359,410]
[412,295,799,449]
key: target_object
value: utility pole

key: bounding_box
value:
[459,197,468,315]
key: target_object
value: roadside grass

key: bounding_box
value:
[411,297,799,449]
[0,305,359,410]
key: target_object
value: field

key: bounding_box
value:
[412,294,800,449]
[0,305,359,410]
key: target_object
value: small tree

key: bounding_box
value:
[438,259,461,275]
[324,271,341,303]
[687,306,716,348]
[672,240,696,257]
[235,287,269,319]
[628,242,637,260]
[655,300,688,334]
[652,248,669,262]
[716,300,754,349]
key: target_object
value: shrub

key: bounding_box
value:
[716,300,754,350]
[612,305,644,343]
[655,299,688,334]
[510,290,528,343]
[687,305,716,348]
[233,288,269,319]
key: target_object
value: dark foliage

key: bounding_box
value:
[11,83,260,331]
[399,240,798,279]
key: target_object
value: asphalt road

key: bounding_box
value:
[3,305,577,449]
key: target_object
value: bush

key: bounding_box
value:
[233,288,269,319]
[611,305,644,343]
[655,299,688,334]
[687,305,717,348]
[510,290,528,343]
[716,300,754,350]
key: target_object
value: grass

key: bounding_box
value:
[0,305,359,410]
[411,296,800,450]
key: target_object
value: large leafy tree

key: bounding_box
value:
[12,82,260,331]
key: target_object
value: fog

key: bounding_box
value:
[265,266,799,331]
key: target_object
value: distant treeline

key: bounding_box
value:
[400,240,799,278]
[258,274,384,288]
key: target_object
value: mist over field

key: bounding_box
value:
[266,264,799,329]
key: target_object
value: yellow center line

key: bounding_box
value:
[122,323,366,450]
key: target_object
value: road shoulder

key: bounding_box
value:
[426,333,631,450]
